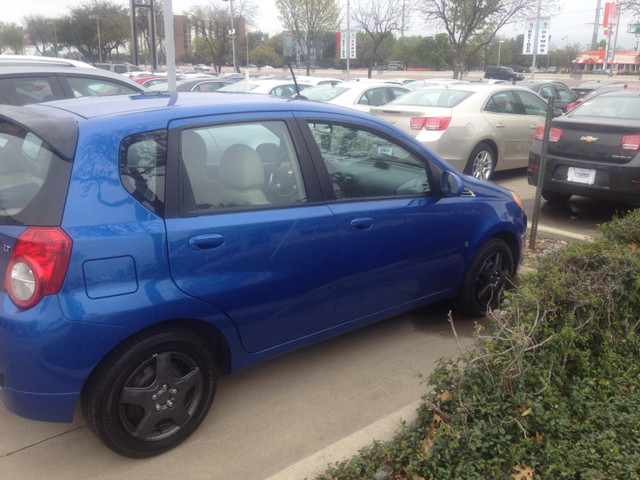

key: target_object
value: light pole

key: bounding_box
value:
[498,40,504,66]
[89,15,102,63]
[222,0,237,72]
[49,21,58,57]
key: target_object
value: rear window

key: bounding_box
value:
[392,89,473,108]
[301,86,349,102]
[0,120,71,225]
[574,95,640,120]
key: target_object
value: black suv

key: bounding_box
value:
[484,66,524,82]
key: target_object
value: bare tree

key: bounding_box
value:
[275,0,340,75]
[417,0,557,78]
[352,0,404,77]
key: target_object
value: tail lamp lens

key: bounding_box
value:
[4,227,72,309]
[534,126,563,142]
[410,116,451,131]
[622,135,640,151]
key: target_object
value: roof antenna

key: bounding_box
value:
[288,62,301,97]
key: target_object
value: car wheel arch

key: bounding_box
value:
[82,319,232,391]
[465,141,498,180]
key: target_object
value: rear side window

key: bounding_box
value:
[0,77,56,105]
[66,76,139,97]
[119,131,166,215]
[484,91,518,114]
[0,121,71,225]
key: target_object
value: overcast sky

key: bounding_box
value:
[4,0,640,51]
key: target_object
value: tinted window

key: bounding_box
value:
[307,121,431,199]
[555,85,576,101]
[0,120,71,225]
[66,76,139,97]
[119,131,167,215]
[180,121,307,212]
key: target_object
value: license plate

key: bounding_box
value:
[567,167,596,185]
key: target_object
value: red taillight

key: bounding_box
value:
[566,102,577,111]
[534,125,563,142]
[410,116,451,131]
[622,135,640,151]
[4,227,72,309]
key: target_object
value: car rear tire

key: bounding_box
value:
[81,328,217,458]
[542,189,572,203]
[455,238,514,317]
[465,143,496,180]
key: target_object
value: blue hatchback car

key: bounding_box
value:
[0,92,526,457]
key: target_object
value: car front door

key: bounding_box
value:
[301,118,474,323]
[164,116,340,353]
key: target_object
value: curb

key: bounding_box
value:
[265,401,421,480]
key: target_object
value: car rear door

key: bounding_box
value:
[481,90,532,165]
[164,114,340,353]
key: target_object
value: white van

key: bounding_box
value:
[95,62,144,75]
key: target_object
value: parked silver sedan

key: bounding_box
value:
[370,84,549,179]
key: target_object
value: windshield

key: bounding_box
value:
[390,89,473,108]
[0,120,71,225]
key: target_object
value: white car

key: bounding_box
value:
[405,78,470,90]
[370,84,550,180]
[299,80,409,113]
[217,78,312,98]
[0,54,94,68]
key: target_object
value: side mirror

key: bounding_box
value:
[553,107,563,117]
[442,171,464,196]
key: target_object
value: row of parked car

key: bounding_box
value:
[0,54,637,458]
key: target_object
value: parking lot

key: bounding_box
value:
[1,68,637,479]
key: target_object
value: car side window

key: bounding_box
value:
[66,76,139,97]
[0,77,55,105]
[484,91,518,114]
[307,121,431,199]
[555,85,576,101]
[358,87,390,106]
[390,87,409,100]
[119,130,167,216]
[517,90,549,116]
[539,86,554,99]
[180,121,307,212]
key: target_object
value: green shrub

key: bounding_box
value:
[316,209,640,480]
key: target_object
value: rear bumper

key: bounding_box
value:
[528,150,640,205]
[0,294,125,422]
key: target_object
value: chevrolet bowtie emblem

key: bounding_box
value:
[580,135,598,142]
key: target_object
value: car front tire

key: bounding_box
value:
[82,327,217,458]
[455,238,514,317]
